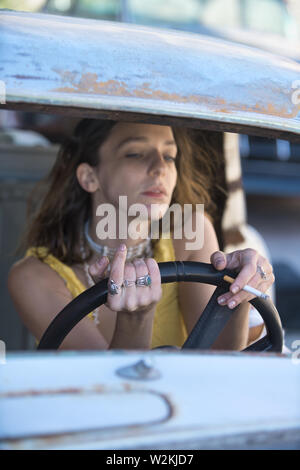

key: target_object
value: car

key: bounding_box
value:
[0,10,300,450]
[3,0,300,195]
[42,0,300,196]
[41,0,300,60]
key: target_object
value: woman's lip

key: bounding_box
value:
[141,191,166,198]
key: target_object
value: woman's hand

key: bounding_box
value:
[87,244,162,349]
[88,244,162,315]
[210,248,275,309]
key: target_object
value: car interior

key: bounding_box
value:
[0,109,278,351]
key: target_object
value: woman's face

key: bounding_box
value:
[93,122,178,221]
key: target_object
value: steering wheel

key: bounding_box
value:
[37,261,283,352]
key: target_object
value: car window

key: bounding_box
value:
[44,0,121,20]
[241,0,297,38]
[1,0,298,40]
[0,0,46,11]
[127,0,298,39]
[128,0,203,25]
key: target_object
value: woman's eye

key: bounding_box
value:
[126,153,142,158]
[125,153,176,162]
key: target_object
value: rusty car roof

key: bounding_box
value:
[1,10,300,139]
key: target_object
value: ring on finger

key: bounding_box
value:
[108,279,122,295]
[257,264,267,280]
[136,274,152,287]
[122,279,136,288]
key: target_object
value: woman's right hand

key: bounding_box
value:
[88,243,162,349]
[88,243,162,316]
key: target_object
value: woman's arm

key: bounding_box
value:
[8,247,161,351]
[173,214,220,334]
[7,256,109,350]
[174,213,272,350]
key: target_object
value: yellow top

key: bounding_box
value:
[25,237,188,348]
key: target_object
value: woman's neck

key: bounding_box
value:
[88,216,151,250]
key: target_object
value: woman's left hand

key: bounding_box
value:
[210,248,275,309]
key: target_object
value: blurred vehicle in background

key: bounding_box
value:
[40,0,300,59]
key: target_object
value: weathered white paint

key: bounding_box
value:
[0,350,299,449]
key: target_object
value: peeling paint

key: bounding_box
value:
[2,10,300,136]
[52,70,300,120]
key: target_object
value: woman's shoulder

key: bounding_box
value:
[172,212,218,261]
[9,255,48,278]
[8,253,70,295]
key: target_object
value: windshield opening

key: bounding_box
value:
[127,0,299,39]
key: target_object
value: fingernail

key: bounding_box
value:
[216,259,224,267]
[89,264,97,276]
[119,244,127,251]
[228,300,236,309]
[218,297,226,305]
[231,285,239,294]
[97,256,107,266]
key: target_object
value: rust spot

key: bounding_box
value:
[122,382,137,392]
[91,384,107,393]
[52,69,300,120]
[1,381,149,399]
[1,388,174,449]
[0,387,83,399]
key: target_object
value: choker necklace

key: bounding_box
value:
[81,221,153,326]
[83,220,152,263]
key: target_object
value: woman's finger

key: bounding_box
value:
[120,258,162,313]
[122,262,137,312]
[107,244,127,310]
[133,258,151,308]
[88,256,109,283]
[210,251,227,270]
[218,255,274,309]
[145,258,162,303]
[109,244,127,286]
[227,249,258,294]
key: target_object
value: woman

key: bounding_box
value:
[8,119,274,350]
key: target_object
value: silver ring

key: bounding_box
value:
[122,279,136,288]
[257,265,267,280]
[136,274,152,287]
[108,279,122,295]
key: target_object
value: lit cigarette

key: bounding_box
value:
[223,275,269,300]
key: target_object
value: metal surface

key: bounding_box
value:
[0,350,299,450]
[1,11,300,139]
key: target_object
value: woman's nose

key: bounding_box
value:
[148,151,167,176]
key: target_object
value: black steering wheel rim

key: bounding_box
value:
[37,261,283,352]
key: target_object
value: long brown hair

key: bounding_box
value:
[22,119,224,265]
